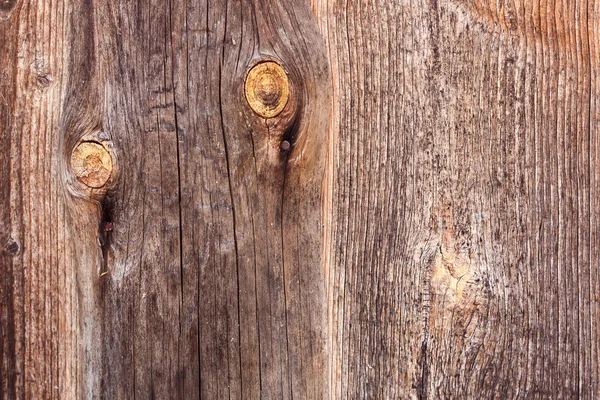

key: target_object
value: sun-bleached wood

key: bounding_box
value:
[2,0,600,399]
[311,0,600,398]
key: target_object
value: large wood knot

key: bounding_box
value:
[71,141,113,188]
[245,61,290,118]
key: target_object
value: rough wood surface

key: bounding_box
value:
[311,0,600,398]
[1,0,330,398]
[2,0,600,399]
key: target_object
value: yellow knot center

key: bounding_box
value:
[245,61,289,118]
[71,141,113,188]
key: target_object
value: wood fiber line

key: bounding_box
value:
[311,0,600,398]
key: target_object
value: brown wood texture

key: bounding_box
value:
[2,0,600,399]
[0,0,330,398]
[312,0,600,398]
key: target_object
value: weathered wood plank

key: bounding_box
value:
[2,0,330,398]
[86,0,330,398]
[1,1,78,399]
[311,0,600,398]
[0,3,21,399]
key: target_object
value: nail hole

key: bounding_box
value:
[280,140,291,152]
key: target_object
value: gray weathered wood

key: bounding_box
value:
[1,0,330,398]
[2,0,600,399]
[312,0,600,398]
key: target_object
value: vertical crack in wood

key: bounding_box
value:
[98,194,116,274]
[166,1,186,395]
[217,49,245,400]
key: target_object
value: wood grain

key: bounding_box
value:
[1,0,78,398]
[311,0,600,398]
[3,0,600,398]
[1,0,330,398]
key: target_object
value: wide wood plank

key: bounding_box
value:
[1,0,330,398]
[311,0,600,398]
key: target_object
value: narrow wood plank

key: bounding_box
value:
[1,0,78,399]
[0,3,21,398]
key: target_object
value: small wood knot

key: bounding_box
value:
[4,240,19,256]
[0,0,16,11]
[245,61,290,118]
[36,74,53,88]
[71,141,113,188]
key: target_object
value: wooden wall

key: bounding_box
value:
[2,0,599,398]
